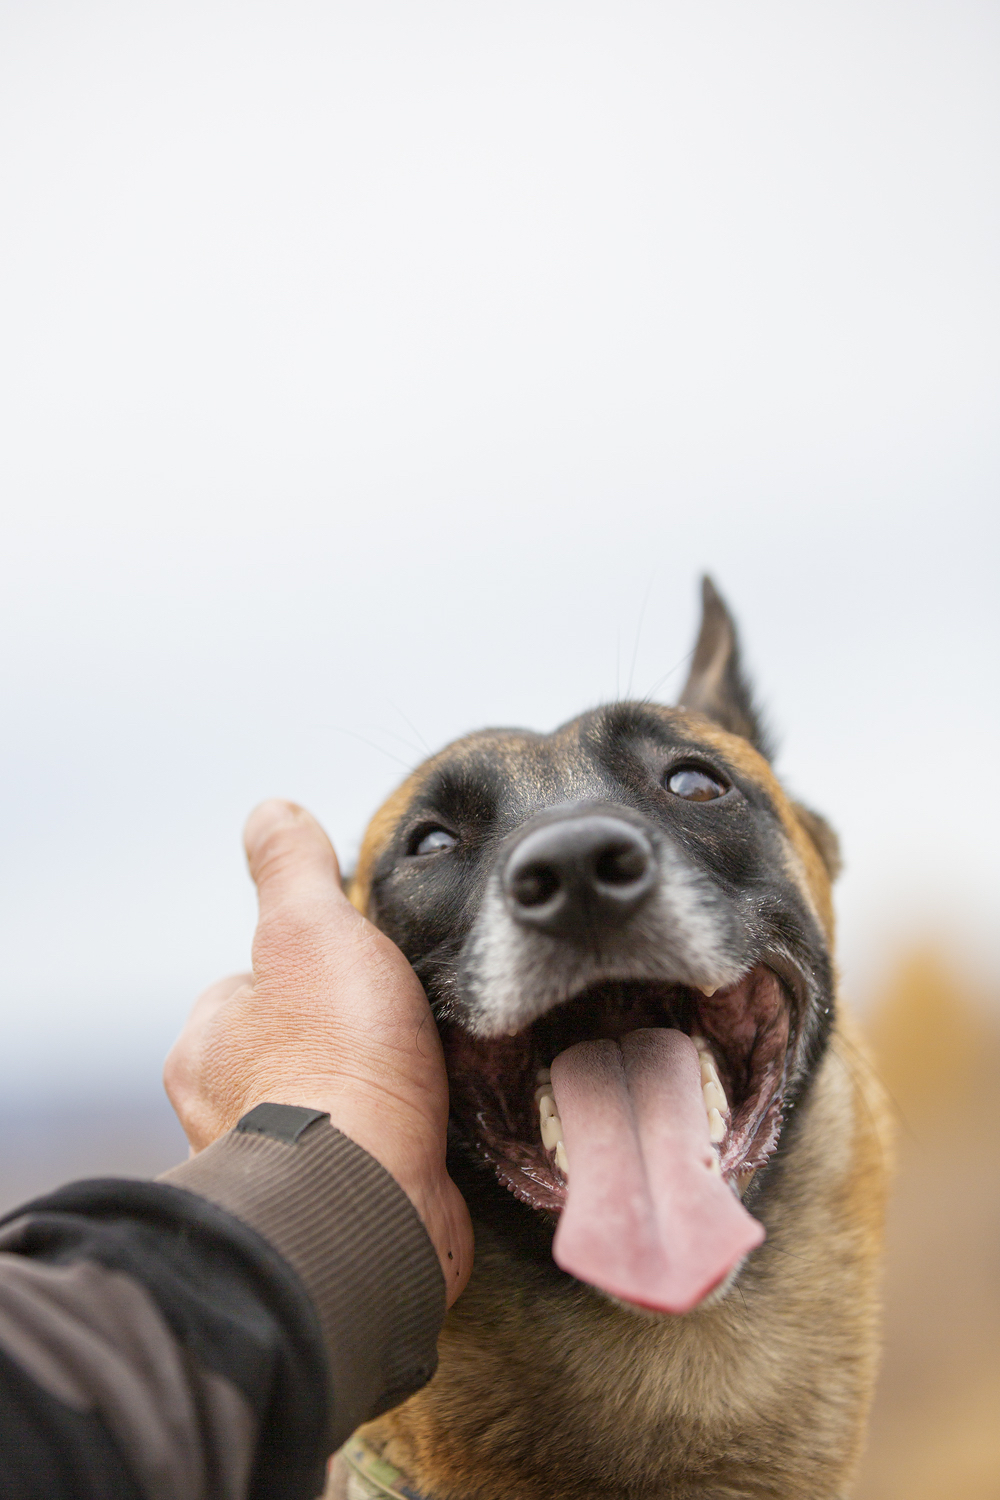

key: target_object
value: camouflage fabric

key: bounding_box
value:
[338,1435,429,1500]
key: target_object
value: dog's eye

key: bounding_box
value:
[412,827,458,856]
[666,767,728,801]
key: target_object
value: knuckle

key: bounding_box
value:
[163,1044,191,1102]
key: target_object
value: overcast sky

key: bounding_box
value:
[1,0,997,1105]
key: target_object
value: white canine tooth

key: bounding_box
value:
[536,1067,551,1084]
[541,1112,563,1150]
[700,1057,720,1088]
[707,1107,726,1144]
[554,1140,569,1175]
[736,1170,757,1198]
[539,1093,558,1126]
[703,1079,727,1114]
[535,1083,555,1105]
[699,984,717,998]
[693,1034,718,1075]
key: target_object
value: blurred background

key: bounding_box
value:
[1,2,997,1492]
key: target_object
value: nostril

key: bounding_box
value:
[594,841,650,887]
[503,812,656,936]
[509,863,560,909]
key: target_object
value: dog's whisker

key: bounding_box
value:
[639,645,696,707]
[372,721,433,761]
[625,570,657,700]
[322,724,417,772]
[381,696,433,755]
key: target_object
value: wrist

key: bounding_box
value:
[162,1107,446,1442]
[237,1084,470,1303]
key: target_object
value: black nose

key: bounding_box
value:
[502,814,656,940]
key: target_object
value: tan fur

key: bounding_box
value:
[350,772,423,913]
[343,706,891,1499]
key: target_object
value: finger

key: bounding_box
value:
[244,799,344,920]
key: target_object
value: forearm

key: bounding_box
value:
[0,1106,445,1500]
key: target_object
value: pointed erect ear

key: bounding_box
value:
[790,802,842,881]
[677,577,773,758]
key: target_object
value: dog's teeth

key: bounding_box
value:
[536,1067,551,1084]
[695,1039,730,1131]
[537,1087,568,1167]
[703,1078,727,1115]
[736,1169,757,1198]
[694,1048,730,1141]
[699,984,717,998]
[693,1034,719,1075]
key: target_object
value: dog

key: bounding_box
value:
[330,579,891,1500]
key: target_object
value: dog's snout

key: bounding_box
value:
[502,815,656,940]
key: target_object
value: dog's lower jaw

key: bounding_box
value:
[352,1006,891,1500]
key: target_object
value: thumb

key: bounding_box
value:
[244,799,344,920]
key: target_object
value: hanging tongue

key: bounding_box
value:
[550,1029,765,1313]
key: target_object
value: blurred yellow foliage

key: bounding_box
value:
[866,946,994,1126]
[854,948,1000,1500]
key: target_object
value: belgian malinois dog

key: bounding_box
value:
[334,580,890,1500]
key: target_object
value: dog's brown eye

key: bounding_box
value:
[413,827,457,856]
[666,767,728,801]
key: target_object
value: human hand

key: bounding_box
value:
[164,799,473,1305]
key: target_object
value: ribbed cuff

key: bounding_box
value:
[161,1114,445,1443]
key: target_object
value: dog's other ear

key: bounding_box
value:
[791,803,842,881]
[677,576,773,758]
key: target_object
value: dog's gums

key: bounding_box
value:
[442,963,790,1216]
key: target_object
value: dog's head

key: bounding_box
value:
[351,580,839,1314]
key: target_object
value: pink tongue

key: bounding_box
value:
[550,1029,765,1313]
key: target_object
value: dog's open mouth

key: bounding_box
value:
[443,964,792,1312]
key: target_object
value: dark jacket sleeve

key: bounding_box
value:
[0,1105,445,1500]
